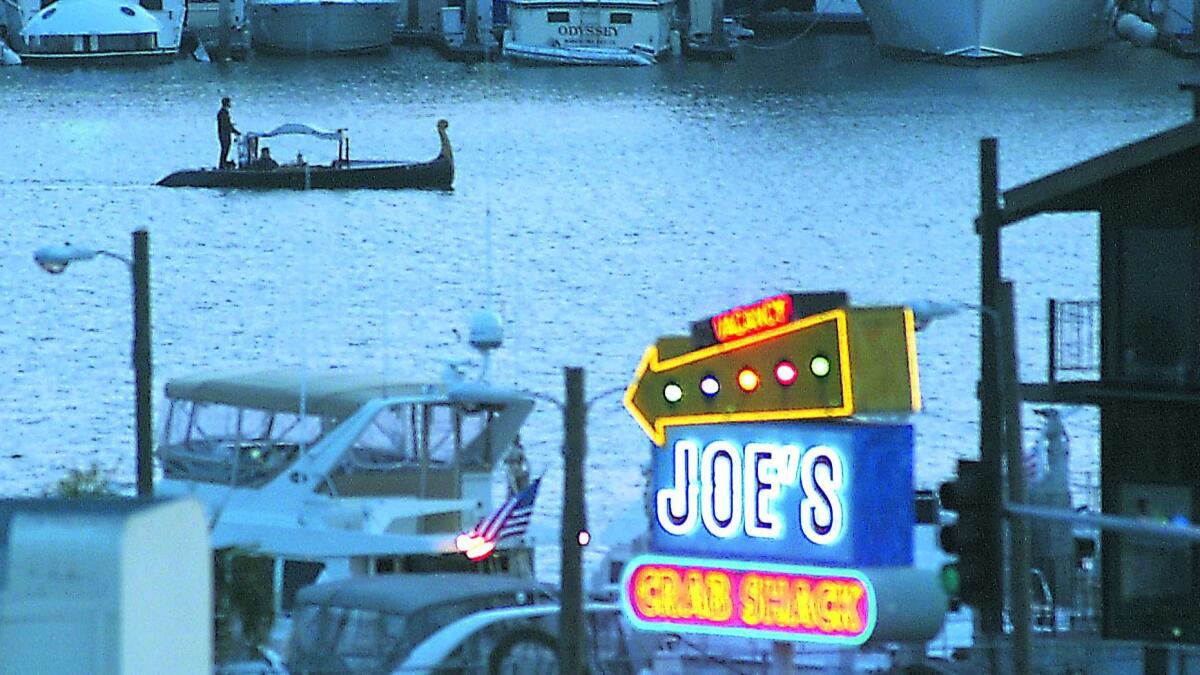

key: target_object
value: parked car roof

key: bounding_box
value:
[397,602,623,674]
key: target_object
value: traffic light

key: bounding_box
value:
[937,459,1003,634]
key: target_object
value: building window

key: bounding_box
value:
[1119,225,1196,384]
[547,10,569,22]
[609,11,632,24]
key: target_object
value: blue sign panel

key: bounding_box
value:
[650,422,913,567]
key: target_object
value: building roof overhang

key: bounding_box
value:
[997,120,1200,227]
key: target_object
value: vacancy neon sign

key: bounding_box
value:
[621,554,876,645]
[710,294,794,343]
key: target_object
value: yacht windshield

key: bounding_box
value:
[159,399,329,486]
[340,403,494,472]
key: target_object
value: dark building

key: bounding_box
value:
[979,86,1200,645]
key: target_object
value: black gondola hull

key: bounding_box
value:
[157,156,453,190]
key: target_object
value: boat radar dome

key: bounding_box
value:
[469,310,503,353]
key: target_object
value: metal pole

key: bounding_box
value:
[1180,81,1200,120]
[465,0,479,45]
[560,367,586,675]
[709,0,727,46]
[217,0,231,60]
[769,641,795,675]
[1008,502,1200,543]
[1000,281,1031,675]
[977,136,1004,637]
[407,0,418,30]
[1047,298,1057,387]
[1194,0,1199,49]
[132,229,153,498]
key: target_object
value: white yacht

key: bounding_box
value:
[16,0,184,62]
[248,0,400,54]
[155,314,538,625]
[503,0,675,65]
[856,0,1113,59]
[15,0,184,61]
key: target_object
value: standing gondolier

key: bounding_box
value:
[216,97,240,169]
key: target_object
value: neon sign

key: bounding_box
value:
[711,294,794,343]
[652,423,913,568]
[625,306,921,447]
[621,554,876,645]
[656,440,845,545]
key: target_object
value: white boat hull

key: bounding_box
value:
[19,47,176,62]
[857,0,1112,58]
[503,40,654,65]
[249,0,400,53]
[505,0,675,57]
[1,41,20,64]
[15,0,184,62]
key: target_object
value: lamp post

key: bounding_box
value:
[34,230,153,498]
[910,293,1031,675]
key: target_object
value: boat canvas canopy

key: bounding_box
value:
[164,369,438,419]
[245,123,343,141]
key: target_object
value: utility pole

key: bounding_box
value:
[979,138,1032,675]
[977,137,1005,639]
[560,367,586,675]
[1000,280,1031,675]
[132,230,153,498]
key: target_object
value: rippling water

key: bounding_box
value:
[0,35,1194,575]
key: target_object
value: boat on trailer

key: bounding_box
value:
[157,119,454,190]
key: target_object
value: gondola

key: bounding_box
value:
[157,119,454,190]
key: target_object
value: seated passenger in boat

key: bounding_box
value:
[253,147,280,170]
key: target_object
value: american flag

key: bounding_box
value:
[456,478,541,560]
[478,477,542,541]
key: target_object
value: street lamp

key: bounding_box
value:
[907,292,1032,671]
[33,231,153,498]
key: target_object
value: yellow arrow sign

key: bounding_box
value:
[623,307,921,446]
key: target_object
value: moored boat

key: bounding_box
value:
[248,0,400,54]
[157,119,454,190]
[17,0,184,63]
[502,35,656,64]
[155,312,540,643]
[856,0,1112,59]
[502,0,675,65]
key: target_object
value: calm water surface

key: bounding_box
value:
[0,35,1194,575]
